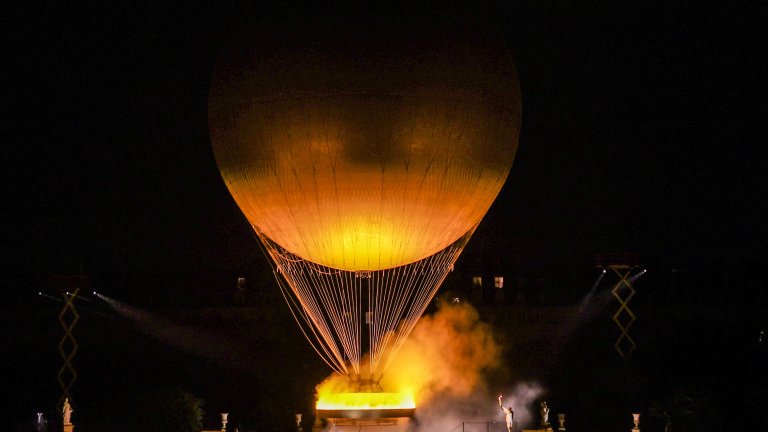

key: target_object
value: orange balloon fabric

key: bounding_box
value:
[209,38,521,271]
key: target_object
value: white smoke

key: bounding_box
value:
[317,301,547,431]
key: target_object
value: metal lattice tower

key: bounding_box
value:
[596,254,640,358]
[58,288,80,405]
[49,275,89,407]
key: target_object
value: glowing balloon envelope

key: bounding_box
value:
[210,34,520,271]
[209,29,521,380]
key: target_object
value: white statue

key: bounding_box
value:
[221,412,229,431]
[498,395,514,432]
[540,401,550,426]
[62,398,73,425]
[35,412,45,432]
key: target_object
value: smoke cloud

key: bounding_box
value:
[382,301,499,404]
[317,301,545,431]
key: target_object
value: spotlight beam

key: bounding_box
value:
[95,293,259,375]
[628,269,648,284]
[578,270,607,314]
[38,291,115,319]
[543,270,613,370]
[38,292,64,303]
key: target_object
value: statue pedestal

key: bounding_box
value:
[63,424,74,432]
[523,427,553,432]
[312,414,324,432]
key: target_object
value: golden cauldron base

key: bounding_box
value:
[318,408,414,419]
[319,415,412,431]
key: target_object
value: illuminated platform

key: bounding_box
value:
[316,392,415,429]
[320,417,411,432]
[317,407,415,420]
[317,392,415,411]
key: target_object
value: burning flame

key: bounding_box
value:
[315,302,499,411]
[316,392,416,410]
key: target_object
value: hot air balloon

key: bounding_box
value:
[208,24,521,390]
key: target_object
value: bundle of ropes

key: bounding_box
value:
[258,229,474,384]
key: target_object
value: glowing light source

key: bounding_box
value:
[316,392,415,410]
[628,269,648,283]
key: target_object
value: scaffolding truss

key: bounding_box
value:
[596,253,640,358]
[57,288,80,405]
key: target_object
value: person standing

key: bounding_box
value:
[498,395,514,432]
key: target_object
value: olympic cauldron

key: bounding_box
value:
[209,19,521,419]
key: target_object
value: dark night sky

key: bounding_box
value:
[4,0,766,303]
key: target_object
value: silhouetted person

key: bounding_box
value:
[498,395,514,432]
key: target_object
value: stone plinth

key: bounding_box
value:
[523,428,553,432]
[63,425,74,432]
